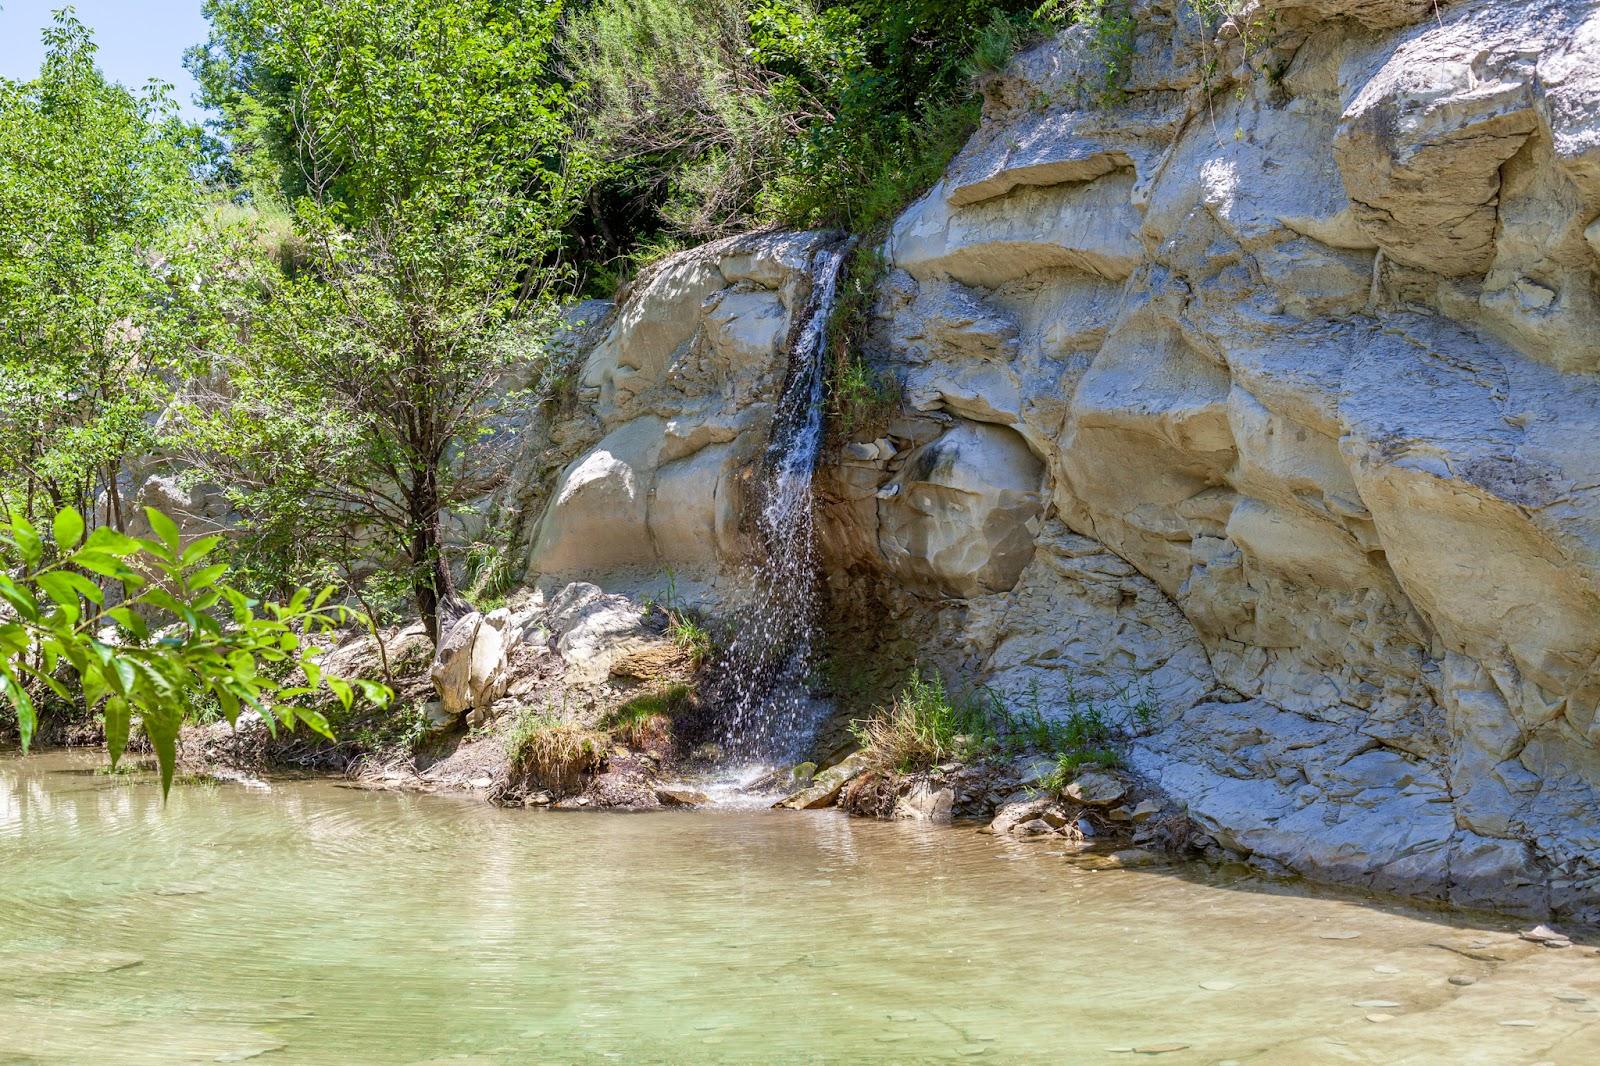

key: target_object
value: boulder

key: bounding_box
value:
[985,795,1056,836]
[878,421,1045,597]
[429,611,518,715]
[1065,772,1129,807]
[540,583,679,686]
[775,753,869,811]
[893,781,955,824]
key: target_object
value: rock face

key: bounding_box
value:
[526,231,837,588]
[520,0,1600,920]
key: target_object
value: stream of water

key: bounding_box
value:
[707,240,851,765]
[4,749,1600,1064]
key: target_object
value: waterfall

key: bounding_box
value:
[708,239,852,765]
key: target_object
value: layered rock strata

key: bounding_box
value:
[522,0,1600,920]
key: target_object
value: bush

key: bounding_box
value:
[850,668,993,774]
[562,1,1042,241]
[506,712,609,795]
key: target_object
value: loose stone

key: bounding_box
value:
[1520,925,1567,944]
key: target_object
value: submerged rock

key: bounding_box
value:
[656,787,711,808]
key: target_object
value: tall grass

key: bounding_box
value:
[506,711,609,794]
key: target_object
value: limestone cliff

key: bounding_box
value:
[522,0,1600,920]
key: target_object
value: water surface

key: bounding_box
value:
[3,750,1598,1064]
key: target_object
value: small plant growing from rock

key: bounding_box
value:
[1036,0,1138,107]
[602,683,694,751]
[646,568,715,667]
[825,246,901,443]
[666,614,713,667]
[830,358,901,439]
[851,668,996,774]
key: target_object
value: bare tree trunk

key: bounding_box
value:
[104,464,124,533]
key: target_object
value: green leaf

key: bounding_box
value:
[104,696,131,767]
[180,535,224,566]
[297,707,334,741]
[2,673,37,752]
[8,512,43,567]
[186,563,229,591]
[52,507,85,550]
[71,551,139,582]
[36,570,104,610]
[105,606,149,641]
[149,716,178,799]
[354,679,393,708]
[145,507,182,552]
[80,526,142,557]
[215,685,239,725]
[326,676,353,712]
[0,578,40,622]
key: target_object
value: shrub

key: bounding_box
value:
[562,1,1042,240]
[851,668,993,774]
[849,664,1157,787]
[830,359,901,438]
[506,711,609,795]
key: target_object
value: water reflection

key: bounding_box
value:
[1,749,1597,1064]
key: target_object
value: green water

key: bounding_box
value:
[3,750,1599,1065]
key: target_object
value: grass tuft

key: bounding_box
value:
[850,668,991,775]
[602,683,694,750]
[506,711,609,795]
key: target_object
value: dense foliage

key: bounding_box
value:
[180,0,577,642]
[562,0,1040,268]
[0,13,226,530]
[0,505,389,792]
[0,0,1097,765]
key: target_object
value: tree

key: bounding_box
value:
[560,0,1039,241]
[181,0,577,644]
[0,12,229,532]
[0,505,390,794]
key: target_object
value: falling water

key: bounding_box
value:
[707,239,853,766]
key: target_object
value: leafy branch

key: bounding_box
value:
[0,505,390,794]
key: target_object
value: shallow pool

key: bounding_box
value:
[2,749,1597,1064]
